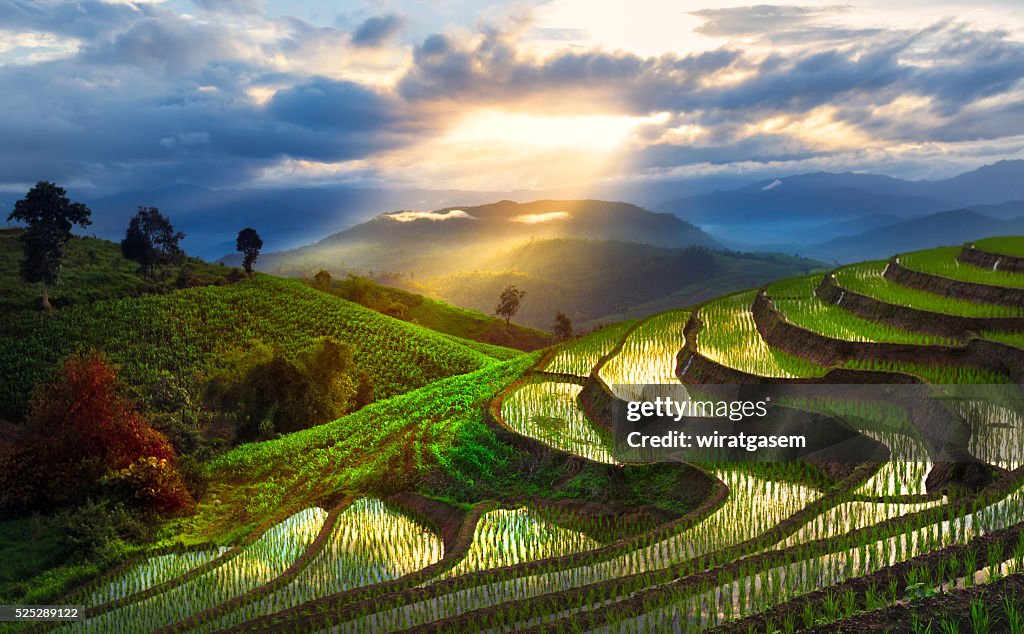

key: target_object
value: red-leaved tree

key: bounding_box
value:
[4,351,195,515]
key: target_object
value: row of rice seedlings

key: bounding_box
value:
[834,261,1024,317]
[855,430,932,497]
[955,400,1024,470]
[900,247,1024,289]
[501,380,616,464]
[695,292,828,379]
[596,481,1024,633]
[83,547,230,607]
[842,358,1010,384]
[323,466,822,633]
[974,236,1024,258]
[773,498,945,548]
[935,539,1024,592]
[438,508,599,580]
[770,275,959,346]
[541,322,635,377]
[199,499,444,632]
[599,310,690,402]
[982,329,1024,349]
[65,508,326,633]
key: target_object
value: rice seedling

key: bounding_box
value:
[501,379,617,463]
[598,481,1024,633]
[198,499,443,632]
[439,507,599,580]
[696,292,828,378]
[67,508,326,633]
[900,247,1024,289]
[541,322,635,377]
[834,262,1024,318]
[599,310,690,401]
[769,275,959,346]
[82,547,230,607]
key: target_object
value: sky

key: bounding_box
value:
[1,0,1023,194]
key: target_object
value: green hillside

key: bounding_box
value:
[6,236,1024,632]
[307,274,551,352]
[0,229,236,313]
[434,239,823,328]
[0,274,508,420]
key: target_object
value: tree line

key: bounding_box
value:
[6,181,265,310]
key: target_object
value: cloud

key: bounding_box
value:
[351,14,404,47]
[384,209,476,222]
[511,211,570,223]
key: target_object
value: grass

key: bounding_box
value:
[769,275,960,346]
[310,274,550,352]
[0,275,502,418]
[695,291,828,378]
[900,247,1024,289]
[835,261,1024,318]
[0,230,236,313]
[599,309,689,401]
[973,236,1024,257]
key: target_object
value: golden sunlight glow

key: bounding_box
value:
[443,109,654,151]
[750,107,873,151]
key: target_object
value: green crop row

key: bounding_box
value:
[696,292,828,378]
[900,247,1024,289]
[770,276,959,346]
[973,236,1024,258]
[541,321,635,377]
[834,261,1024,317]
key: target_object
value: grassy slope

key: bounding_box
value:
[0,229,236,313]
[0,275,504,418]
[310,275,550,353]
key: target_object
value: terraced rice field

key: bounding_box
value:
[439,507,599,579]
[833,261,1024,317]
[52,239,1024,633]
[541,322,635,377]
[695,291,828,378]
[900,247,1024,288]
[196,498,444,632]
[501,379,616,463]
[769,275,959,345]
[598,309,690,402]
[974,236,1024,257]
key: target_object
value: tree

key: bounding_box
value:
[121,207,185,279]
[495,285,526,324]
[553,312,573,342]
[236,227,263,275]
[7,181,92,311]
[0,351,194,515]
[314,269,332,289]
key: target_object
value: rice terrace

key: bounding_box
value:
[4,229,1024,633]
[4,1,1024,632]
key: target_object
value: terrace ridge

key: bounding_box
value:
[886,257,1024,306]
[753,289,1024,383]
[817,272,1024,337]
[958,243,1024,273]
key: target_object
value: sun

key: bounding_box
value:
[442,109,660,152]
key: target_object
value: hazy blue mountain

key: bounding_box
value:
[805,209,1024,263]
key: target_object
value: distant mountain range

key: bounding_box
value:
[804,209,1024,263]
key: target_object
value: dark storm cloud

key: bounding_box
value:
[351,14,405,47]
